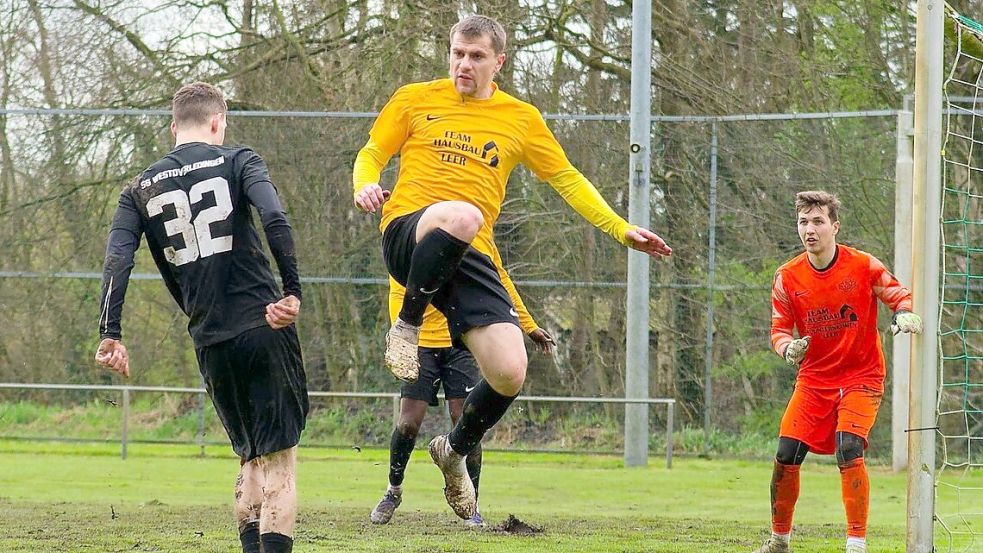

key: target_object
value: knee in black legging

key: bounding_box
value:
[775,437,809,465]
[835,431,865,465]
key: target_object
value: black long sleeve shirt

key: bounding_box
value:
[99,142,301,348]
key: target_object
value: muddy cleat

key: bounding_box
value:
[752,537,790,553]
[369,489,402,524]
[385,318,421,382]
[428,434,476,519]
[464,510,486,528]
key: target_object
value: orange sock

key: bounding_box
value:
[770,461,800,535]
[839,458,869,538]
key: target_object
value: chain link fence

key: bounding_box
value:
[0,108,900,457]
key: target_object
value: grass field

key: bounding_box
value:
[0,440,979,552]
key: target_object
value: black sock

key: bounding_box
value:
[389,427,416,487]
[238,520,260,553]
[399,228,470,326]
[261,532,293,553]
[448,380,516,455]
[467,443,482,501]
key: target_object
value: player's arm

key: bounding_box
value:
[771,270,810,367]
[521,111,670,257]
[353,86,412,213]
[96,188,143,378]
[488,245,555,354]
[241,151,302,329]
[868,254,922,334]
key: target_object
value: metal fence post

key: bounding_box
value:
[624,0,653,468]
[392,395,400,424]
[703,120,719,457]
[121,387,129,460]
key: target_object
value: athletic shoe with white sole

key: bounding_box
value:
[428,434,476,519]
[369,489,402,524]
[385,317,421,382]
[752,537,790,553]
[464,509,485,528]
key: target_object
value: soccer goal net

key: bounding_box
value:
[937,5,983,551]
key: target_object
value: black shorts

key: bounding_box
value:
[195,324,309,461]
[401,346,481,406]
[383,207,520,343]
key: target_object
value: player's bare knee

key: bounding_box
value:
[444,202,483,240]
[260,447,297,475]
[396,419,421,439]
[488,360,526,396]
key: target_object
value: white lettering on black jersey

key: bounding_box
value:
[99,142,301,347]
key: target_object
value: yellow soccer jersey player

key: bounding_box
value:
[352,15,670,521]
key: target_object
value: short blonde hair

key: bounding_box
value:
[172,82,227,128]
[795,190,841,222]
[450,15,506,55]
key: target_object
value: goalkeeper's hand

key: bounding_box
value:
[892,310,923,335]
[783,336,811,368]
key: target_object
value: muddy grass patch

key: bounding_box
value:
[493,514,543,535]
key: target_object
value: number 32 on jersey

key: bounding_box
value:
[147,177,233,266]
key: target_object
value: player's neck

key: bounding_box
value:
[174,130,221,147]
[470,86,494,100]
[807,244,837,270]
[459,81,497,101]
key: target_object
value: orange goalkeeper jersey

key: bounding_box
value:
[353,78,634,260]
[388,241,538,348]
[771,245,912,391]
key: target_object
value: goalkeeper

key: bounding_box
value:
[753,191,922,553]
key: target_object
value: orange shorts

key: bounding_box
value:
[778,384,883,455]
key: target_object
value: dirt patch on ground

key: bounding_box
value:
[494,514,543,535]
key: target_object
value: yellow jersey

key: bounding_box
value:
[353,78,635,261]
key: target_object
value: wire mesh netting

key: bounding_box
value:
[937,10,983,551]
[0,108,900,456]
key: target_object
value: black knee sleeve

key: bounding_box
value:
[776,437,809,465]
[835,431,865,465]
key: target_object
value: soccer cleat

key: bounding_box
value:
[428,434,476,519]
[464,509,486,528]
[752,537,790,553]
[369,489,402,524]
[845,544,866,553]
[385,318,421,382]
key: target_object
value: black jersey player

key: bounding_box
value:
[95,82,307,553]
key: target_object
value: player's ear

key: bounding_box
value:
[170,120,178,138]
[833,220,840,235]
[496,53,505,73]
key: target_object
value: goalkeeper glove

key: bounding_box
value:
[783,336,811,367]
[892,310,923,335]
